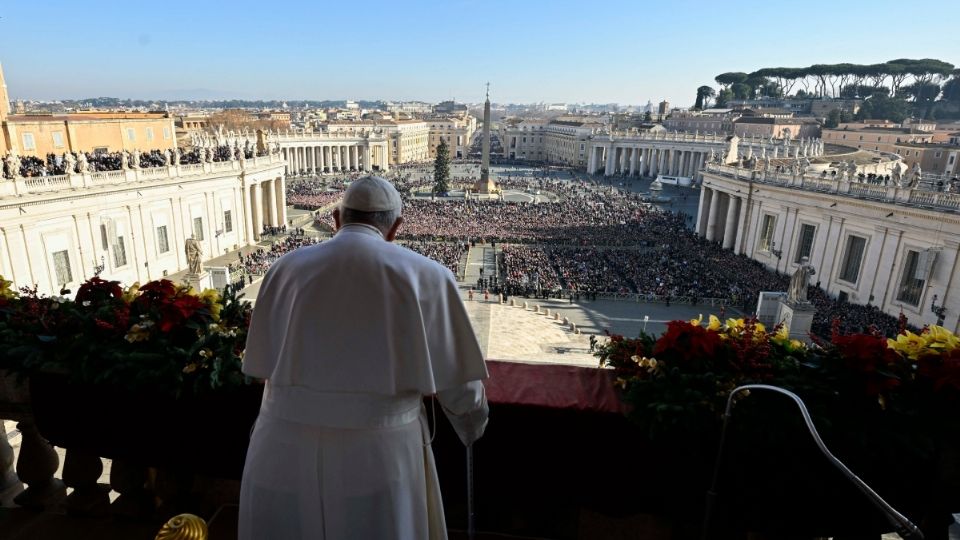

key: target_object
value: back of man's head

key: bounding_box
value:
[339,176,403,235]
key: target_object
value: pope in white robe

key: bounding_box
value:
[239,176,489,540]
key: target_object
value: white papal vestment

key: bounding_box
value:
[240,224,488,540]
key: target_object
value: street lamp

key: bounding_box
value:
[92,255,106,276]
[643,315,650,333]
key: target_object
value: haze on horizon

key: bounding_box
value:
[2,0,959,106]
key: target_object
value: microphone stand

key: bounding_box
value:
[701,384,923,540]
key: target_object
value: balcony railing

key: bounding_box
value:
[0,154,285,200]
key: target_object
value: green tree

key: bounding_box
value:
[715,88,733,108]
[825,109,841,128]
[855,95,911,122]
[694,85,715,110]
[433,139,450,195]
[714,72,748,91]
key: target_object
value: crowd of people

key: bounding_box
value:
[400,241,468,277]
[1,144,257,179]
[239,234,321,276]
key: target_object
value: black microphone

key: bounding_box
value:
[702,384,923,540]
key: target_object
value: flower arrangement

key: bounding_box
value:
[0,276,251,397]
[596,314,960,473]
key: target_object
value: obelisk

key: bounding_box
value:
[474,83,497,194]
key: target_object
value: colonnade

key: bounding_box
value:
[587,145,711,179]
[695,187,745,251]
[241,176,288,241]
[280,143,389,176]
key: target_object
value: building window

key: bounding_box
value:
[156,225,170,254]
[224,210,233,233]
[52,132,65,148]
[22,133,36,151]
[127,128,136,141]
[794,224,816,263]
[163,127,171,139]
[193,217,204,241]
[758,215,776,252]
[146,127,155,141]
[935,151,942,158]
[113,236,128,267]
[52,250,73,285]
[896,250,925,307]
[838,235,867,284]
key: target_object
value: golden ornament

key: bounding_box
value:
[155,513,208,540]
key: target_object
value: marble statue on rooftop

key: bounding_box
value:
[131,149,141,169]
[909,162,922,188]
[61,152,75,174]
[174,147,182,165]
[163,149,172,165]
[120,150,129,170]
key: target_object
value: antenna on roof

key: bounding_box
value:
[486,82,490,100]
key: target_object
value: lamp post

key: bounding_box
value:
[643,315,649,333]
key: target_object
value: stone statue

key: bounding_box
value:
[132,148,141,169]
[205,147,214,163]
[891,162,905,186]
[185,235,203,275]
[762,156,771,173]
[708,148,715,162]
[174,147,182,165]
[846,161,858,182]
[908,162,922,188]
[787,257,816,304]
[772,146,779,159]
[120,150,129,170]
[63,152,76,174]
[163,149,172,166]
[76,152,89,173]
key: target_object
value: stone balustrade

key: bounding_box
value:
[704,163,960,212]
[0,153,285,200]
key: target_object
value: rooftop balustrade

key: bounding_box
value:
[0,153,285,200]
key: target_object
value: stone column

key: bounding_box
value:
[629,147,639,176]
[605,145,615,176]
[252,181,263,240]
[243,183,254,245]
[267,180,278,226]
[705,189,721,242]
[722,195,741,250]
[276,176,287,226]
[695,187,711,237]
[363,145,372,172]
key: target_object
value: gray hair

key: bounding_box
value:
[340,206,401,234]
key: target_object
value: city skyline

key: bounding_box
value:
[1,0,959,106]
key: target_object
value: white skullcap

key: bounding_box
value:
[341,176,403,212]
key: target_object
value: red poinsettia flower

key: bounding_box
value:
[831,332,901,396]
[654,320,722,370]
[917,348,960,397]
[75,277,123,306]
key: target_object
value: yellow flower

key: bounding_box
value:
[707,315,722,331]
[887,331,927,361]
[725,318,745,332]
[122,282,141,303]
[690,314,703,327]
[124,323,150,343]
[789,339,805,350]
[200,288,220,305]
[775,325,790,341]
[924,325,960,351]
[0,275,18,300]
[754,322,766,334]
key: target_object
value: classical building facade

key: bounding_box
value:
[269,130,391,175]
[0,154,287,296]
[696,162,960,330]
[322,120,430,166]
[427,114,477,159]
[499,119,601,166]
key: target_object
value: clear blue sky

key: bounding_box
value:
[2,0,959,105]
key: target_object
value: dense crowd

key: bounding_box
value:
[286,180,344,210]
[239,235,321,276]
[401,241,468,276]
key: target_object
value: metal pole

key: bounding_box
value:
[466,444,476,540]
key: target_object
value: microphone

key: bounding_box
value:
[702,384,923,540]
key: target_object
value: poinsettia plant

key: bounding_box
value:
[0,276,251,397]
[596,314,960,467]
